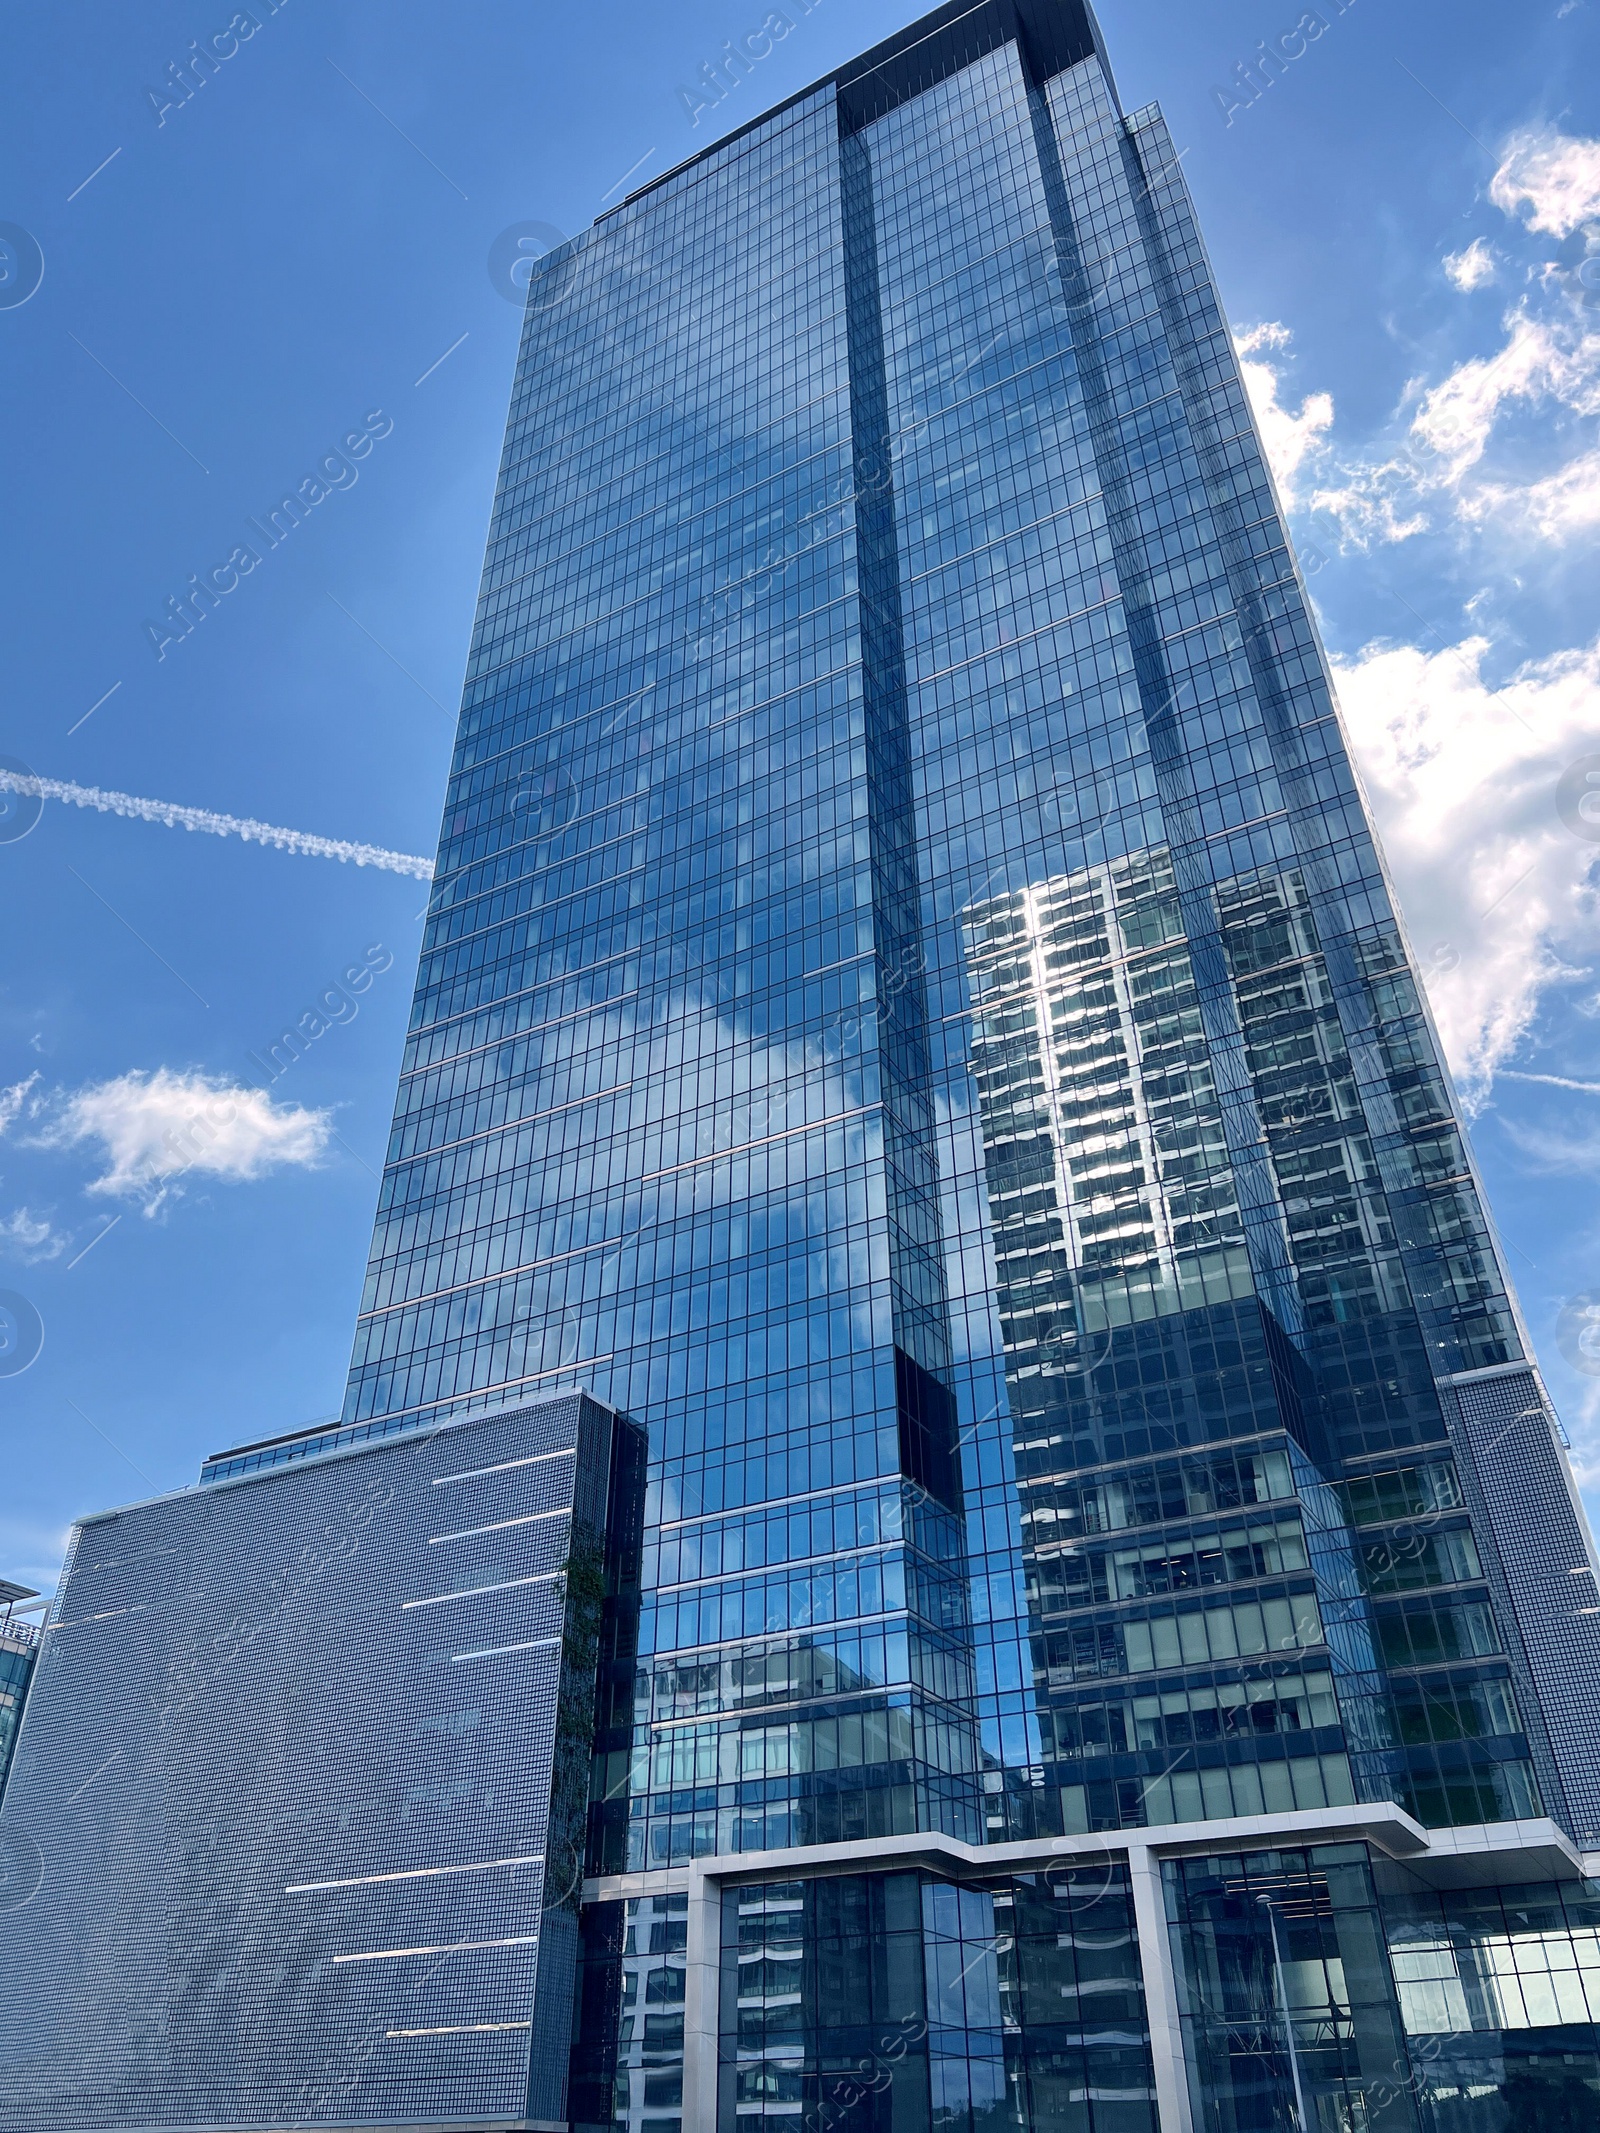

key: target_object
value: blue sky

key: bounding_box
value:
[1,0,1597,1596]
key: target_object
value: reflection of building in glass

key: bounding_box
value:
[964,849,1254,1351]
[618,1479,982,1869]
[960,847,1554,1843]
[576,1889,689,2133]
[0,1582,40,1801]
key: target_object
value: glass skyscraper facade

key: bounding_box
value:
[5,5,1599,2131]
[331,0,1599,1871]
[331,0,1600,2123]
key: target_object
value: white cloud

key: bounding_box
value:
[1331,633,1600,1104]
[1231,131,1600,559]
[0,1208,64,1263]
[1468,444,1600,541]
[1409,310,1600,484]
[1444,237,1499,291]
[1234,321,1334,503]
[0,1074,39,1135]
[1235,323,1292,355]
[1301,306,1600,547]
[1490,126,1600,239]
[37,1069,331,1208]
[1308,456,1430,547]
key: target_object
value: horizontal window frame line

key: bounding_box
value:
[485,302,1140,639]
[447,620,865,803]
[387,2020,534,2038]
[480,430,856,618]
[464,569,865,760]
[643,1685,919,1733]
[372,1070,873,1207]
[429,1510,573,1544]
[429,739,868,913]
[405,917,878,1063]
[653,1539,904,1596]
[343,1358,616,1434]
[398,907,876,1081]
[905,588,1122,691]
[659,1475,909,1530]
[493,362,849,517]
[368,1237,627,1325]
[1026,1505,1308,1565]
[495,361,849,523]
[900,497,1114,604]
[463,528,862,695]
[452,622,864,763]
[647,1605,910,1660]
[354,1104,880,1323]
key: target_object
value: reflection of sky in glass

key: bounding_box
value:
[336,0,1590,1874]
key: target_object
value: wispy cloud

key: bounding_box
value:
[0,771,433,880]
[35,1069,332,1210]
[1489,125,1600,238]
[0,1074,39,1135]
[1497,1117,1600,1173]
[1297,304,1600,547]
[0,1208,66,1263]
[1409,309,1600,485]
[1468,444,1600,542]
[1239,128,1600,553]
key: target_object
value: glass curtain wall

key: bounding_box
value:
[342,82,982,1876]
[337,0,1580,1887]
[891,40,1555,1840]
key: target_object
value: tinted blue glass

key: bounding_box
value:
[334,0,1596,1886]
[0,1620,37,1798]
[709,1866,1156,2133]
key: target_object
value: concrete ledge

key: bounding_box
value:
[586,1798,1433,1906]
[1399,1817,1586,1886]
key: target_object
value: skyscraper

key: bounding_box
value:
[4,3,1599,2129]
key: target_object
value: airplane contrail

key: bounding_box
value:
[0,769,434,880]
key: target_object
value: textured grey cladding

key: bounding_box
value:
[1441,1365,1600,1845]
[0,1389,625,2131]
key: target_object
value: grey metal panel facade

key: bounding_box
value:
[1441,1366,1600,1845]
[0,1390,622,2130]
